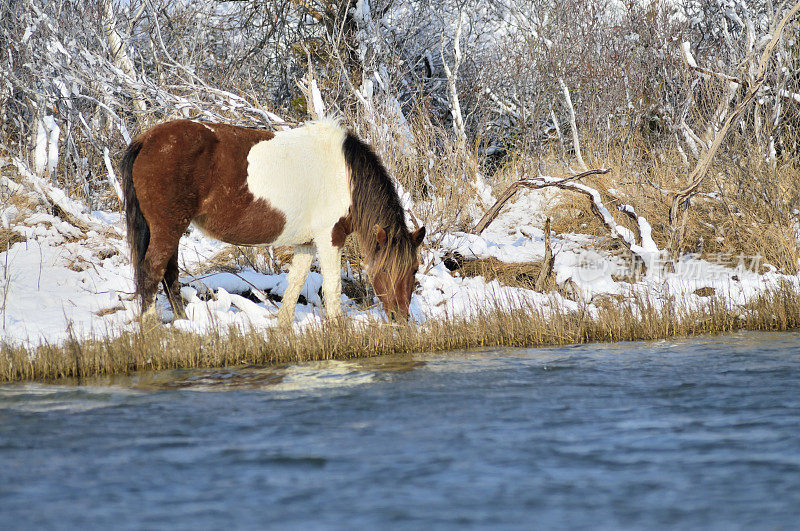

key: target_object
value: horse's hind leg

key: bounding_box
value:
[162,252,186,319]
[140,228,185,321]
[277,245,314,327]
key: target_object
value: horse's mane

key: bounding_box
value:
[342,132,415,274]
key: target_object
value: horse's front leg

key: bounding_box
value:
[316,239,344,320]
[277,245,314,327]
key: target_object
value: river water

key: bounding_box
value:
[1,331,799,530]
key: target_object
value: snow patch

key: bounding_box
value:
[1,180,798,347]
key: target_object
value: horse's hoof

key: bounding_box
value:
[325,314,346,327]
[275,311,293,328]
[139,312,161,331]
[136,303,162,328]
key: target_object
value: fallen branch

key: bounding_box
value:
[7,156,95,232]
[617,203,659,254]
[473,168,610,235]
[474,168,663,277]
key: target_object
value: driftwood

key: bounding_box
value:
[473,168,610,235]
[534,217,554,291]
[474,167,657,276]
[616,204,643,247]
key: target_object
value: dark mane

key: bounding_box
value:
[342,132,415,271]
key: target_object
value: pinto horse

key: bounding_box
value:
[120,119,425,325]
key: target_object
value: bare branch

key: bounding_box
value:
[669,1,800,254]
[473,168,610,235]
[558,78,588,172]
[534,218,555,291]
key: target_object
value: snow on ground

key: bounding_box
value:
[1,210,132,344]
[1,185,798,347]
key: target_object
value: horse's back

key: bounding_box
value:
[129,119,349,247]
[245,120,350,245]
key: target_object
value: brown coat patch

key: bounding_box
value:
[132,120,286,246]
[331,214,352,247]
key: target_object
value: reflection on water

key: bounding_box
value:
[1,331,799,529]
[71,357,428,393]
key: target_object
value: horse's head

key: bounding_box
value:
[369,224,426,321]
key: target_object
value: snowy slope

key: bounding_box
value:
[1,183,798,347]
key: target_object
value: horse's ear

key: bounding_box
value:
[374,224,387,248]
[411,226,426,247]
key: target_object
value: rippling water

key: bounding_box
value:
[2,332,799,529]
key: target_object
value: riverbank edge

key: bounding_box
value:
[2,283,799,383]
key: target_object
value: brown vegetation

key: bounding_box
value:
[2,283,798,383]
[0,228,26,249]
[456,257,553,292]
[515,136,800,274]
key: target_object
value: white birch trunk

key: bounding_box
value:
[441,12,467,150]
[101,0,146,111]
[558,78,588,172]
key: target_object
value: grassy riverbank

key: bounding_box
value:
[2,283,798,383]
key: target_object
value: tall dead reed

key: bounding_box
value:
[2,283,798,383]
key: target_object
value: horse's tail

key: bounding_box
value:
[120,139,149,303]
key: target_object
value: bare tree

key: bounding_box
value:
[668,1,800,254]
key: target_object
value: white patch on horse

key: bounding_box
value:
[199,122,215,132]
[245,119,350,247]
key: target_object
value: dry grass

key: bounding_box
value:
[353,106,483,236]
[0,227,26,249]
[519,131,800,274]
[454,257,557,292]
[2,282,798,383]
[190,245,298,277]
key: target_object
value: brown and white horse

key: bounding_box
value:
[120,119,425,325]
